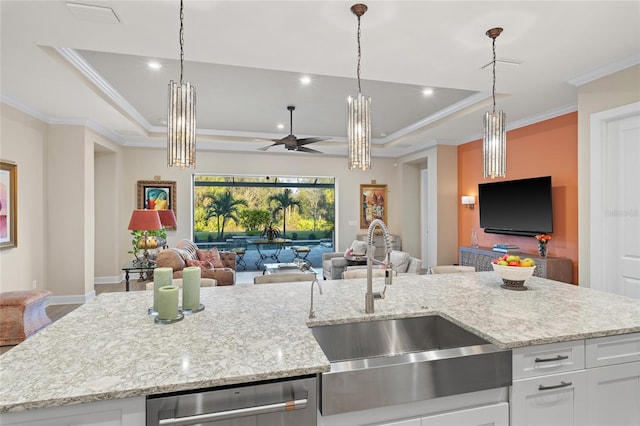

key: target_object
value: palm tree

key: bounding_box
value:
[203,190,248,240]
[267,188,301,238]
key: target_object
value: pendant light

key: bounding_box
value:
[347,3,371,171]
[167,0,196,168]
[483,27,506,179]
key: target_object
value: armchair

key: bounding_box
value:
[344,250,423,276]
[322,240,376,280]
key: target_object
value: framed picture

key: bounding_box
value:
[360,184,387,229]
[0,161,17,249]
[136,180,177,229]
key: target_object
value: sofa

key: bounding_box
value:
[155,239,236,286]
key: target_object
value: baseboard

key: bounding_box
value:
[48,290,95,305]
[94,273,125,285]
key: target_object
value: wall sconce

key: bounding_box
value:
[461,196,475,209]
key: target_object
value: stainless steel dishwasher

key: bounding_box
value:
[146,375,317,426]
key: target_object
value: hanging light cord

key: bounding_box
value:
[356,14,362,94]
[491,36,497,113]
[179,0,184,85]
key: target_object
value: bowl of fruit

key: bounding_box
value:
[491,255,536,291]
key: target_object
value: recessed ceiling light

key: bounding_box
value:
[299,76,312,85]
[277,124,285,130]
[148,61,162,70]
[422,88,434,96]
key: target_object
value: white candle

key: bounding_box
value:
[153,267,173,312]
[157,286,179,320]
[182,266,201,311]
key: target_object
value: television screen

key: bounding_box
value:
[478,176,553,236]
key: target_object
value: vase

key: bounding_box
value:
[537,241,548,258]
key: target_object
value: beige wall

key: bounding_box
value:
[1,101,416,299]
[117,148,400,270]
[47,125,91,300]
[0,104,47,293]
[577,64,640,287]
[398,144,459,267]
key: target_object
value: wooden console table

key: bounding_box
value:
[459,246,573,283]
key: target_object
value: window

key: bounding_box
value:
[192,175,335,248]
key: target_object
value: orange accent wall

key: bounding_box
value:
[458,112,579,284]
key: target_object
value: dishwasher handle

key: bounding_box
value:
[158,397,308,426]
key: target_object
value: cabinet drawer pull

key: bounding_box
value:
[534,355,569,363]
[538,381,573,391]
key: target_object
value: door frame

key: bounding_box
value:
[589,101,640,292]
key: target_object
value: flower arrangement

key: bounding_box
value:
[535,234,552,243]
[534,234,552,257]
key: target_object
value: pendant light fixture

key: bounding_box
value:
[483,27,506,179]
[167,0,196,168]
[347,3,371,171]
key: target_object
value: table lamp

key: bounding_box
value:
[128,209,162,266]
[157,209,177,228]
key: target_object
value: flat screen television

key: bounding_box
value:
[478,176,553,236]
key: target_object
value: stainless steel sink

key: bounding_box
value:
[311,315,512,415]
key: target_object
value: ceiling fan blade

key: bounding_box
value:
[296,146,322,154]
[258,143,277,151]
[297,137,329,146]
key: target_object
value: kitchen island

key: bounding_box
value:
[1,272,639,422]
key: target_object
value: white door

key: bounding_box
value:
[590,102,640,298]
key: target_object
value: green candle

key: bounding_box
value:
[157,286,179,320]
[182,266,201,311]
[153,267,173,311]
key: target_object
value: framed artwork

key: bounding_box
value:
[136,180,177,229]
[0,161,17,249]
[360,184,387,229]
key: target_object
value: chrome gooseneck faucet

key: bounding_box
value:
[308,278,323,319]
[365,219,393,313]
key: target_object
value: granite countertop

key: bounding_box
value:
[1,272,639,413]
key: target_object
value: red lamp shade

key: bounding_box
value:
[157,209,177,228]
[128,209,162,231]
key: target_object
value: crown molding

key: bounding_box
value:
[567,53,640,87]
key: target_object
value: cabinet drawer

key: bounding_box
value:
[513,340,585,380]
[586,332,640,368]
[511,370,587,426]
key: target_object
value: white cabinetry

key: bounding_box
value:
[377,419,421,426]
[511,341,587,426]
[511,370,586,425]
[511,333,640,426]
[585,333,640,426]
[320,388,508,426]
[419,402,508,426]
[374,402,508,426]
[0,397,145,426]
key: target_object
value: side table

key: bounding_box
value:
[122,261,156,291]
[344,255,368,267]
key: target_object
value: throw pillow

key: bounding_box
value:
[389,250,411,273]
[185,258,213,270]
[350,240,368,256]
[197,247,225,268]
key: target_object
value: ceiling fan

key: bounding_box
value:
[258,106,328,153]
